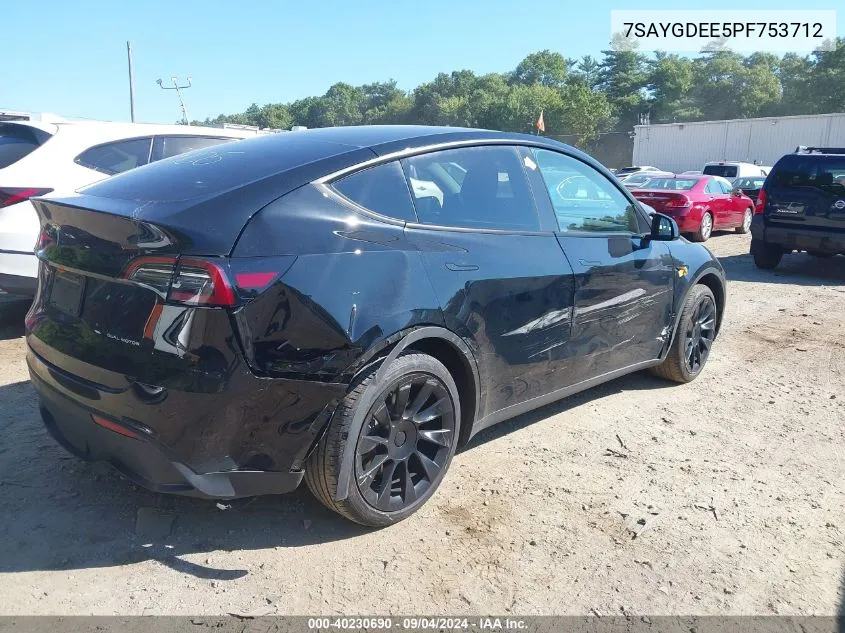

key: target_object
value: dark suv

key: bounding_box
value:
[751,147,845,269]
[26,126,726,526]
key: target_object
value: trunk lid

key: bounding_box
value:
[26,195,233,387]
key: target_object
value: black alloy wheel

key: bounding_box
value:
[684,295,716,374]
[355,374,455,512]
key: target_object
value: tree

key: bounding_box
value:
[598,38,649,129]
[512,50,569,87]
[194,45,845,136]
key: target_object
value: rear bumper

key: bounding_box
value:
[33,368,304,498]
[751,217,845,254]
[26,344,345,498]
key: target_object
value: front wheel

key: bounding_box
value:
[736,208,753,234]
[305,352,460,527]
[650,285,717,384]
[690,211,713,242]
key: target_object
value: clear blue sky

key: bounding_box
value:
[2,0,840,124]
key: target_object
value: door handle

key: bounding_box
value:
[578,258,602,267]
[445,262,479,272]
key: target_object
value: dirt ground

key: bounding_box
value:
[0,231,843,617]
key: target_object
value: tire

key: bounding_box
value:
[690,211,713,242]
[751,240,783,270]
[305,351,461,527]
[650,285,717,384]
[735,208,753,234]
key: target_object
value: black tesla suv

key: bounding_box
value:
[25,126,726,526]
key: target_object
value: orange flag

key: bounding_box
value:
[536,111,545,133]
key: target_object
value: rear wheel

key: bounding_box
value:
[305,352,460,527]
[650,285,717,384]
[751,240,783,269]
[690,211,713,242]
[736,208,753,234]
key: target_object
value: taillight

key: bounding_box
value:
[124,256,176,294]
[123,256,236,306]
[755,189,766,214]
[667,195,692,208]
[170,258,236,306]
[123,255,287,306]
[0,187,53,209]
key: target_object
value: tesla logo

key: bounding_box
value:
[834,200,845,210]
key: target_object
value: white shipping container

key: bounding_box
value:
[632,112,845,173]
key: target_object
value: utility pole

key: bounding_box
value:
[127,41,136,122]
[156,76,192,125]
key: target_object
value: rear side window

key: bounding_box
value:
[770,156,845,194]
[76,137,152,175]
[704,179,722,194]
[401,145,540,231]
[331,161,417,222]
[703,164,738,178]
[0,124,52,169]
[152,135,235,162]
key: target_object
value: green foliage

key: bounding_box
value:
[191,39,845,151]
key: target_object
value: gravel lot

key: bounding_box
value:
[0,232,843,616]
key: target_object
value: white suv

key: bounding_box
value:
[0,119,260,295]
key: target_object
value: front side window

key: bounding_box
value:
[332,160,417,222]
[75,137,152,175]
[152,135,235,162]
[401,146,540,231]
[532,149,642,233]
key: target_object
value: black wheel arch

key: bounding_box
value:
[662,265,726,360]
[332,325,481,502]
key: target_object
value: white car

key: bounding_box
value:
[0,119,260,295]
[702,161,771,180]
[615,165,664,179]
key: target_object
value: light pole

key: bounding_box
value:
[156,76,192,124]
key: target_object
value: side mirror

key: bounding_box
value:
[732,188,743,196]
[649,212,679,241]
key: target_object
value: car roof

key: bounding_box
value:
[274,125,573,156]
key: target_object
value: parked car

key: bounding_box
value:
[0,120,259,296]
[615,165,664,179]
[702,161,771,180]
[630,175,755,241]
[680,170,702,176]
[26,126,726,526]
[620,171,674,189]
[733,176,766,202]
[751,146,845,269]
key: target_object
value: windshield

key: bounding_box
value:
[770,156,845,194]
[639,178,699,190]
[0,124,52,169]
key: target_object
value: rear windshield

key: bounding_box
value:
[640,178,698,190]
[769,156,845,194]
[616,167,639,175]
[0,124,52,169]
[80,133,356,202]
[703,165,738,178]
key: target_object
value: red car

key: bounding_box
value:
[631,175,755,242]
